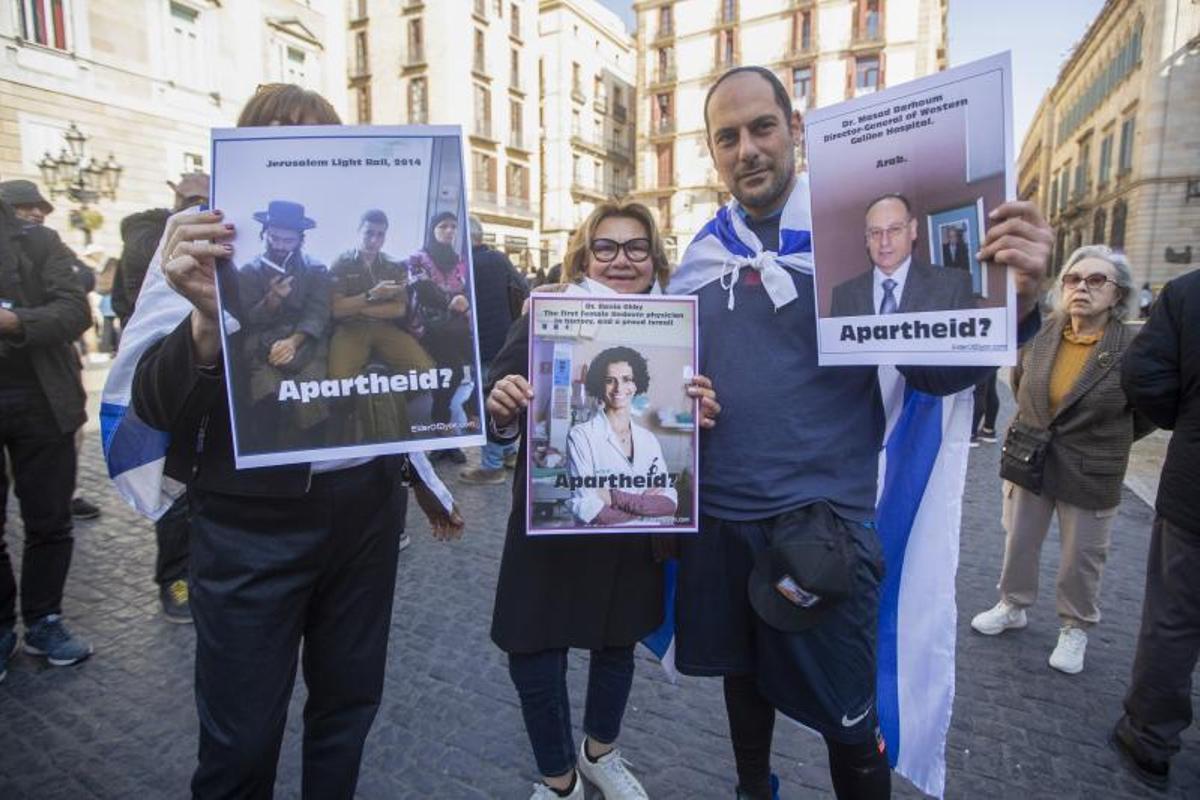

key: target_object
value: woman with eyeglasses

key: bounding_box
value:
[486,202,720,799]
[971,245,1154,675]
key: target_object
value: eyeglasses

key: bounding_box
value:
[590,238,651,263]
[1061,273,1117,290]
[866,223,909,243]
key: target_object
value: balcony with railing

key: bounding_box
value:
[594,96,608,115]
[789,38,816,59]
[570,132,606,155]
[506,196,533,215]
[613,103,627,123]
[472,190,501,212]
[508,130,528,151]
[570,176,606,199]
[649,63,677,86]
[405,45,425,67]
[608,137,632,159]
[473,119,494,140]
[851,12,883,46]
[650,118,676,137]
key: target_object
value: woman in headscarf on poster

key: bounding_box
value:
[407,211,474,459]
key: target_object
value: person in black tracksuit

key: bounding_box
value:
[1112,267,1200,791]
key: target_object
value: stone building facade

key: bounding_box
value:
[1,0,347,256]
[349,0,540,269]
[538,0,635,265]
[1017,0,1199,286]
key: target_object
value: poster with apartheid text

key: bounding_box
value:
[525,294,699,535]
[804,52,1017,366]
[210,125,484,469]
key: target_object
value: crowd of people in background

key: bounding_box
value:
[0,72,1196,800]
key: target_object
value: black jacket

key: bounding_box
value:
[0,202,90,434]
[132,317,406,497]
[1122,269,1200,533]
[488,318,664,654]
[470,244,527,364]
[113,208,170,325]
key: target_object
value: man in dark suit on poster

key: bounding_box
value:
[942,225,970,270]
[831,193,975,318]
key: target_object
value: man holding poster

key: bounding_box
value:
[666,63,1052,799]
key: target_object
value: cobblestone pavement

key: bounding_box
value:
[1,378,1197,799]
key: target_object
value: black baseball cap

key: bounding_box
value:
[748,505,856,633]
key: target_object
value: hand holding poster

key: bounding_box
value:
[525,294,699,535]
[804,52,1017,366]
[210,125,484,468]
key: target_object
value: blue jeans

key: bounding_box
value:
[507,645,636,777]
[481,363,516,469]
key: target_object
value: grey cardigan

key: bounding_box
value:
[1011,314,1154,509]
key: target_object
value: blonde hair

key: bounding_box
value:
[562,201,671,290]
[238,84,341,127]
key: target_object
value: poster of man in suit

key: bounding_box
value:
[804,53,1018,366]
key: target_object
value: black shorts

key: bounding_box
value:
[675,504,885,744]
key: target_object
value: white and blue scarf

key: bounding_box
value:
[668,173,814,310]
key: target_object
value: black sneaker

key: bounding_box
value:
[1110,722,1169,791]
[160,579,193,624]
[70,496,101,520]
[0,627,16,683]
[978,427,998,443]
[433,448,467,464]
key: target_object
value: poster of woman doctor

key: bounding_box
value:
[566,346,677,526]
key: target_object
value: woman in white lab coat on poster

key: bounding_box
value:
[566,346,678,526]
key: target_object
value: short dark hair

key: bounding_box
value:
[584,346,650,401]
[361,209,388,227]
[703,66,793,140]
[864,192,912,218]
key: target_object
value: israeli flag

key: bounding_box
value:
[100,212,190,520]
[644,182,967,798]
[874,368,972,799]
[101,210,454,519]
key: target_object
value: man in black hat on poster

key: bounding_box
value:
[227,200,330,452]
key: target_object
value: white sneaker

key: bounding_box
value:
[577,741,649,799]
[529,775,584,800]
[1049,626,1087,674]
[970,601,1027,635]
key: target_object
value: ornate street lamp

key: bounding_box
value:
[38,121,123,244]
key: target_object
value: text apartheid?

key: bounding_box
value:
[539,302,687,328]
[277,367,454,404]
[840,316,994,344]
[553,472,678,490]
[822,95,970,146]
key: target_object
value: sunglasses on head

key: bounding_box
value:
[590,238,651,263]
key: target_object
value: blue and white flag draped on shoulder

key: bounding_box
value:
[649,176,968,798]
[668,173,813,309]
[101,209,454,521]
[100,210,191,519]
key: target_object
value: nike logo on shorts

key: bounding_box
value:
[841,704,872,727]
